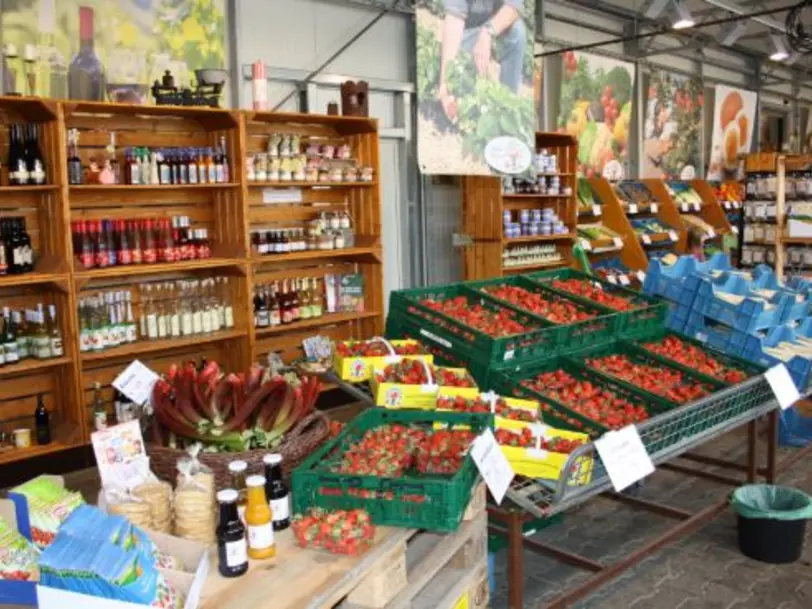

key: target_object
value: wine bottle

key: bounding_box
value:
[8,125,28,186]
[67,128,83,185]
[48,304,63,357]
[92,381,107,432]
[68,6,105,101]
[19,218,33,272]
[27,124,46,185]
[35,394,51,445]
[2,307,18,364]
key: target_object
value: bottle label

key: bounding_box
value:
[270,496,290,522]
[192,311,203,334]
[143,248,157,264]
[37,338,52,359]
[132,248,143,264]
[160,166,171,184]
[179,165,188,184]
[94,410,108,432]
[131,165,140,184]
[14,161,29,184]
[224,538,248,568]
[50,339,63,357]
[257,311,270,327]
[4,343,18,363]
[119,249,133,265]
[0,347,6,365]
[202,311,212,333]
[96,250,110,267]
[24,246,33,265]
[211,310,221,332]
[208,166,216,183]
[30,162,46,185]
[92,329,105,352]
[108,249,117,266]
[126,324,138,343]
[216,166,225,183]
[238,505,246,524]
[12,248,23,266]
[147,315,159,339]
[157,316,168,338]
[189,165,198,184]
[182,313,194,336]
[247,522,274,550]
[170,314,181,337]
[17,337,28,358]
[270,310,281,327]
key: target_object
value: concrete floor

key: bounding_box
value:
[491,429,812,609]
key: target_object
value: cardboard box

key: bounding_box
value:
[332,340,433,383]
[499,424,593,484]
[369,366,478,409]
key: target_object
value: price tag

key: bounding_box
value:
[607,275,618,284]
[628,203,638,214]
[636,271,646,283]
[470,428,514,505]
[734,201,741,209]
[765,364,801,410]
[692,202,701,211]
[580,239,592,251]
[113,360,160,406]
[613,237,623,248]
[642,234,652,245]
[618,274,630,286]
[680,203,689,212]
[723,202,731,210]
[650,203,659,213]
[594,425,655,492]
[262,188,302,204]
[668,230,678,242]
[707,228,716,238]
[592,205,602,216]
[732,226,739,235]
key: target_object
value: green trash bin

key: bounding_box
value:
[731,484,812,564]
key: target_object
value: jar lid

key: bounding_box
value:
[228,460,247,473]
[217,489,238,503]
[263,453,283,465]
[246,475,266,487]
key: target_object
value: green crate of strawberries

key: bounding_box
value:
[490,356,657,438]
[465,275,621,353]
[630,330,764,386]
[387,284,566,364]
[526,268,666,338]
[573,342,721,408]
[292,408,492,532]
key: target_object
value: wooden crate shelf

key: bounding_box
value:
[0,97,384,463]
[461,132,577,279]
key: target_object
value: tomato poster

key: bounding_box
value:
[558,51,635,180]
[1,0,227,103]
[642,69,704,179]
[707,85,758,181]
[416,0,538,175]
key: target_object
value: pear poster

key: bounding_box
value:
[558,51,634,179]
[707,85,758,180]
[643,69,704,179]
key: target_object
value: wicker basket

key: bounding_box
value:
[148,411,331,488]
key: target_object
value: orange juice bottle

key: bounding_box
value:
[245,475,275,559]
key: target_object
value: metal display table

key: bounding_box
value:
[327,373,812,608]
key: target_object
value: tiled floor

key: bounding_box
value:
[491,430,812,608]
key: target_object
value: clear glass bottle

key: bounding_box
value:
[47,304,63,357]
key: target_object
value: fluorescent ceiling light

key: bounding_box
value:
[672,1,695,29]
[720,22,748,46]
[770,35,789,61]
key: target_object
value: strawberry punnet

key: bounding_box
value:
[375,359,475,388]
[550,279,637,311]
[437,395,537,422]
[335,340,425,357]
[641,335,747,384]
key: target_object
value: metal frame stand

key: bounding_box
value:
[488,411,812,609]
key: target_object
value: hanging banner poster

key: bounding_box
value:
[707,85,758,180]
[416,0,537,175]
[1,0,227,103]
[643,69,704,179]
[558,51,635,179]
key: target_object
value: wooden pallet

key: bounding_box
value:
[200,483,488,609]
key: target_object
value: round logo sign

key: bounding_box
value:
[484,136,532,175]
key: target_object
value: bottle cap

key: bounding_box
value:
[246,475,266,487]
[228,460,247,473]
[216,489,238,503]
[263,453,282,465]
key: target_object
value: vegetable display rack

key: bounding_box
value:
[460,132,578,279]
[0,97,383,465]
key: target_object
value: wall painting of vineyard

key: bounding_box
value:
[416,0,537,175]
[642,69,704,179]
[1,0,227,104]
[558,51,634,179]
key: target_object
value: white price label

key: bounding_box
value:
[262,188,303,204]
[628,204,638,214]
[618,274,630,286]
[668,230,678,242]
[636,271,646,283]
[724,202,731,210]
[613,237,623,248]
[707,229,716,238]
[692,202,701,211]
[764,364,801,410]
[681,203,689,212]
[642,234,652,245]
[113,360,160,406]
[607,275,618,284]
[580,240,592,251]
[732,226,739,235]
[471,428,514,505]
[594,425,655,492]
[592,205,602,217]
[650,203,658,213]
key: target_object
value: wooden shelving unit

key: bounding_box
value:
[0,96,384,463]
[460,133,577,279]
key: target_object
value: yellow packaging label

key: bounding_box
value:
[332,340,432,383]
[370,367,478,410]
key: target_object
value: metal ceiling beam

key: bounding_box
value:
[701,0,788,33]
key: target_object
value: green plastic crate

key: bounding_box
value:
[463,275,621,353]
[525,268,667,338]
[489,355,658,438]
[565,341,724,409]
[628,328,766,387]
[292,408,492,532]
[387,284,566,364]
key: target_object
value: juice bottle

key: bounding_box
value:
[244,475,275,559]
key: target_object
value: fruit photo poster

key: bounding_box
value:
[1,0,227,104]
[642,69,704,179]
[707,85,758,181]
[416,0,538,175]
[558,51,635,180]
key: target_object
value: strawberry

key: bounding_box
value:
[419,295,534,337]
[336,340,425,357]
[375,359,475,388]
[641,336,748,384]
[483,284,595,324]
[550,279,637,311]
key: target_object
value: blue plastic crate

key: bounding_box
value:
[738,325,812,392]
[642,252,732,304]
[684,315,739,353]
[779,407,812,447]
